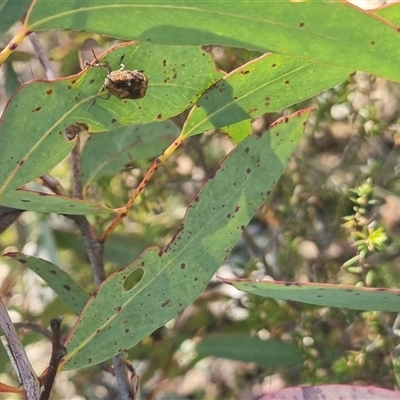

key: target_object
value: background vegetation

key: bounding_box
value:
[1,1,400,399]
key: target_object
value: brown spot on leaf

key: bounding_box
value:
[63,284,71,291]
[162,299,171,307]
[46,89,52,95]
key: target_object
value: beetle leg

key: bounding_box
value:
[87,84,111,111]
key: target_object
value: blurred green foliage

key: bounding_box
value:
[2,2,400,399]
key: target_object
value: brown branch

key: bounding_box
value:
[13,322,52,340]
[0,206,23,234]
[0,297,39,399]
[112,356,135,400]
[40,174,69,196]
[72,216,105,285]
[40,317,66,400]
[71,136,83,199]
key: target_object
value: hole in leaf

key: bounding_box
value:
[123,268,144,291]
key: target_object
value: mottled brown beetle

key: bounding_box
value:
[84,50,148,110]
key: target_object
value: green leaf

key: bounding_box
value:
[196,334,302,367]
[373,3,400,25]
[26,1,400,82]
[182,53,350,138]
[81,121,180,187]
[5,253,90,314]
[60,108,312,370]
[0,189,116,215]
[4,62,20,99]
[0,0,31,35]
[0,42,221,200]
[221,120,252,144]
[220,278,400,312]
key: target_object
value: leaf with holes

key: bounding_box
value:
[60,108,312,370]
[0,42,222,200]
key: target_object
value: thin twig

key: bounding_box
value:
[40,317,66,400]
[41,174,69,196]
[71,135,83,199]
[112,356,135,400]
[14,322,52,340]
[73,216,105,285]
[29,32,55,80]
[0,297,39,399]
[101,135,184,242]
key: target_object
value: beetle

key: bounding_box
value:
[84,50,148,111]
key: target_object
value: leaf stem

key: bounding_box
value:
[100,135,184,243]
[0,27,30,66]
